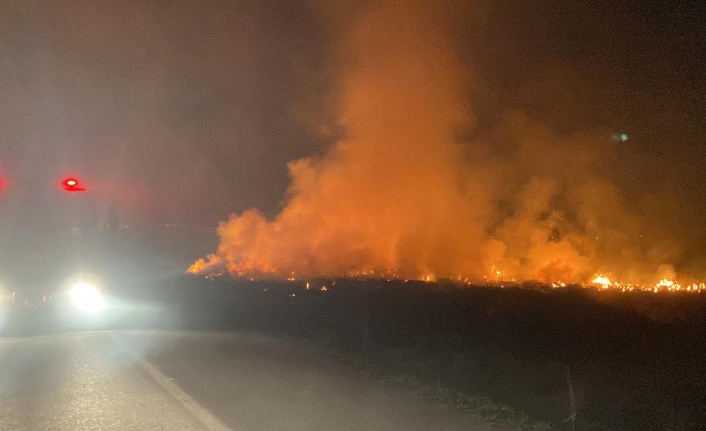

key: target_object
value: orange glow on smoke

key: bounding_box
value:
[188,0,704,293]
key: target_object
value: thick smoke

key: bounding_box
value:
[191,0,692,285]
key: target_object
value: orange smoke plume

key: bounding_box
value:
[191,0,697,289]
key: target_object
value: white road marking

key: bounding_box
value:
[109,332,234,431]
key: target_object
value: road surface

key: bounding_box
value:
[0,331,500,430]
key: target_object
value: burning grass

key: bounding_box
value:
[192,260,706,296]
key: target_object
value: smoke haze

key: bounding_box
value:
[0,1,702,284]
[192,0,704,284]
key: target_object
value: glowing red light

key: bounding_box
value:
[62,177,86,192]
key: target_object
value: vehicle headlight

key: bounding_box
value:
[69,283,105,313]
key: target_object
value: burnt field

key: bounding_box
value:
[118,276,706,430]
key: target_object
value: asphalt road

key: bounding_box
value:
[0,331,500,431]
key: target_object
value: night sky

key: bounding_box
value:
[1,1,704,273]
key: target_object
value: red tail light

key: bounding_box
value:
[62,177,87,192]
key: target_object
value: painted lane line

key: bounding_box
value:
[110,332,234,431]
[137,355,234,431]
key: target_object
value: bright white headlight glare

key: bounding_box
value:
[69,283,105,313]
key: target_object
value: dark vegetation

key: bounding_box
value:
[117,275,706,430]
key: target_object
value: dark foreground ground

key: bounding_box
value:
[0,330,499,431]
[99,275,706,431]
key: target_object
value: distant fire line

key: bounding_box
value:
[189,264,705,294]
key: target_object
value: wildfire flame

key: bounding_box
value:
[592,275,613,289]
[582,274,705,293]
[189,0,704,292]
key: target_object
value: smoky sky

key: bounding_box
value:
[0,0,335,224]
[1,1,704,264]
